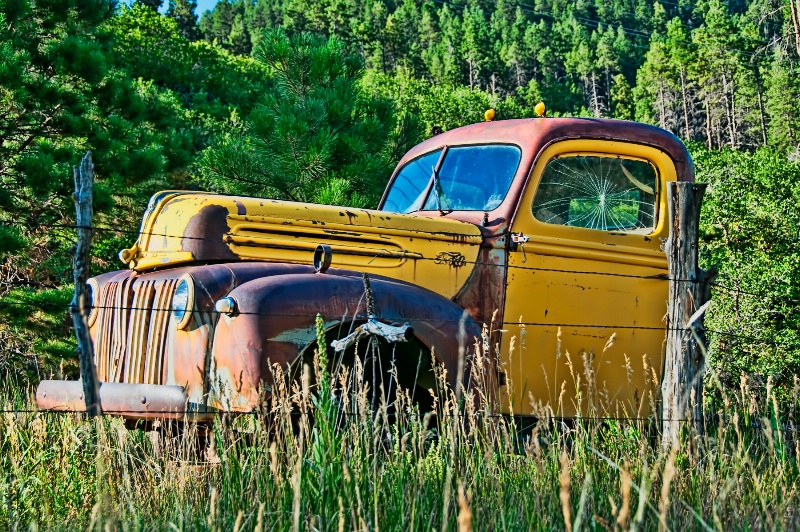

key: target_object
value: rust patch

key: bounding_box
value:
[235,201,246,215]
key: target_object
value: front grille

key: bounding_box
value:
[94,277,177,385]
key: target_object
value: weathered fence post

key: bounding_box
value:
[661,181,716,448]
[72,151,102,416]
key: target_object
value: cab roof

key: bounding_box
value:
[379,117,694,233]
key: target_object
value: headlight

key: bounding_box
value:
[86,278,99,326]
[172,275,194,329]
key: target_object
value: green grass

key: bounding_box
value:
[2,326,799,530]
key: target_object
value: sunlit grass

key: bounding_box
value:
[1,323,799,530]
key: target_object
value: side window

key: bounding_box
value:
[532,155,658,232]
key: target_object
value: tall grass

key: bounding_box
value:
[1,320,799,530]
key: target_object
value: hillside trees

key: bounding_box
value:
[201,29,421,207]
[193,0,800,156]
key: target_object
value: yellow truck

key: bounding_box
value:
[37,117,693,420]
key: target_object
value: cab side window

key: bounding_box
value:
[532,155,658,232]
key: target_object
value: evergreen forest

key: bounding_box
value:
[2,0,800,403]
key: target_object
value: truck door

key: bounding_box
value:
[500,139,677,418]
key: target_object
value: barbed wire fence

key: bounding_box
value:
[0,185,798,438]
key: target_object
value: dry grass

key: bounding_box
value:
[1,321,799,530]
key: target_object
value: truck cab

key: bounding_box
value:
[37,117,693,420]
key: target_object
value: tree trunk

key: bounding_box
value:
[721,71,736,148]
[466,56,477,90]
[661,182,717,449]
[680,67,690,140]
[72,151,102,417]
[704,98,712,149]
[754,67,768,146]
[791,0,800,56]
[591,72,601,118]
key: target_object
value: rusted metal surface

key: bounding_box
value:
[52,259,482,416]
[37,117,696,419]
[209,267,482,411]
[382,118,695,232]
[77,263,318,415]
[37,380,191,420]
[380,116,695,328]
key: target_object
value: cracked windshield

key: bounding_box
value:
[382,145,521,213]
[532,155,658,232]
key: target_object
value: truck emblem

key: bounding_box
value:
[434,251,466,268]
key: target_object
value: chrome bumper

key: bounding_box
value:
[36,380,195,420]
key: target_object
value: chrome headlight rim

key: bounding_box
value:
[86,278,99,327]
[172,274,195,330]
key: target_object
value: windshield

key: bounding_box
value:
[382,145,521,214]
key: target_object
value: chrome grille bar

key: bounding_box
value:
[93,277,177,385]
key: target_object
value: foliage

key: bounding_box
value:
[0,0,271,382]
[0,286,74,384]
[696,146,800,401]
[110,4,269,128]
[167,0,200,41]
[200,28,420,207]
[362,69,532,134]
[1,0,800,419]
[0,0,196,276]
[199,0,800,155]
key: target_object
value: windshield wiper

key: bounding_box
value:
[429,146,451,215]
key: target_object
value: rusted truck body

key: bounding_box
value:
[37,117,693,419]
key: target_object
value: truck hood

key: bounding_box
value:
[120,192,484,299]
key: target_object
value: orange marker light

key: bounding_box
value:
[534,102,547,117]
[484,109,496,121]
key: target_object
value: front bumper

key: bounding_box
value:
[36,380,197,420]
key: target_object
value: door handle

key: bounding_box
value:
[509,233,529,260]
[511,232,529,244]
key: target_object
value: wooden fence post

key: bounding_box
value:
[661,181,716,448]
[72,151,102,417]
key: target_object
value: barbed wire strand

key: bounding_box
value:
[4,219,793,295]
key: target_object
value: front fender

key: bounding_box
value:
[208,269,483,411]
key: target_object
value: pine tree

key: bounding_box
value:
[284,0,329,35]
[692,0,743,148]
[765,48,800,151]
[0,0,197,365]
[461,3,490,90]
[665,17,697,140]
[352,0,389,72]
[201,28,420,207]
[227,12,251,54]
[426,5,461,85]
[168,0,200,41]
[199,0,235,45]
[634,30,674,129]
[136,0,164,11]
[384,0,423,74]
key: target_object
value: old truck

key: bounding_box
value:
[37,117,693,420]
